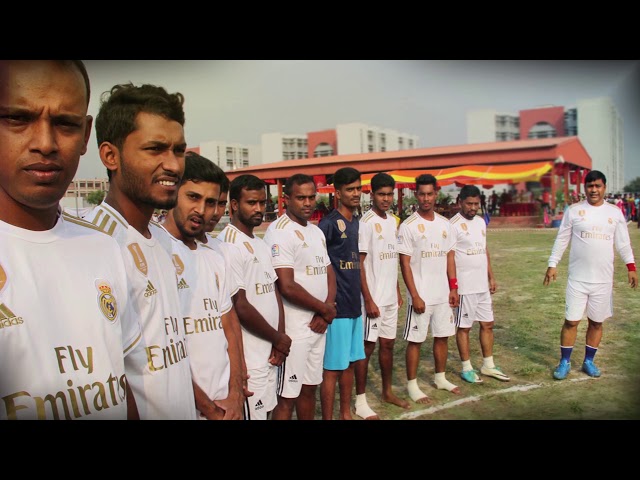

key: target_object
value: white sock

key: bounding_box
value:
[407,378,429,402]
[483,356,495,369]
[354,394,378,419]
[462,360,473,372]
[434,372,458,392]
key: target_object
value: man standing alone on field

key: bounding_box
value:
[544,170,637,380]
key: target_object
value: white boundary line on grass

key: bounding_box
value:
[395,375,626,420]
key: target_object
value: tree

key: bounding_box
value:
[623,177,640,193]
[86,190,106,205]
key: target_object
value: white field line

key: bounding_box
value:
[395,374,627,420]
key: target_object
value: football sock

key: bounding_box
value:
[560,346,573,363]
[462,359,473,371]
[584,345,598,362]
[482,356,495,369]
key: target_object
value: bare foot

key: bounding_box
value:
[414,395,432,405]
[382,393,411,409]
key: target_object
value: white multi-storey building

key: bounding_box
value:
[198,140,261,172]
[335,122,418,155]
[466,97,624,192]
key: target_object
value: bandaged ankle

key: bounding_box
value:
[483,356,495,369]
[407,379,428,402]
[462,360,473,371]
[434,373,458,392]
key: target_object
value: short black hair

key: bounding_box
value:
[415,173,438,190]
[371,172,395,192]
[333,167,361,190]
[229,174,266,203]
[183,151,226,186]
[459,185,481,200]
[284,173,315,196]
[585,170,606,185]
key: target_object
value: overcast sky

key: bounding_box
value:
[80,60,640,188]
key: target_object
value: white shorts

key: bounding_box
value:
[403,302,455,342]
[362,303,399,342]
[454,292,494,329]
[565,279,613,323]
[276,332,326,399]
[244,365,277,420]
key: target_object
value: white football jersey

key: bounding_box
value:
[397,212,453,305]
[85,202,197,420]
[263,214,330,340]
[0,213,140,420]
[450,212,489,295]
[219,224,280,370]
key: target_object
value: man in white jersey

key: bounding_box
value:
[84,82,197,420]
[197,167,252,401]
[544,170,637,380]
[263,174,336,420]
[219,174,291,420]
[398,174,461,402]
[450,185,510,383]
[0,60,140,420]
[354,172,409,420]
[161,152,245,419]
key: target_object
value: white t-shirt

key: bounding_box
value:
[0,212,141,420]
[166,234,233,407]
[450,212,489,295]
[397,212,453,305]
[548,200,635,283]
[207,234,240,298]
[218,224,280,370]
[85,202,197,420]
[359,209,399,307]
[263,214,331,340]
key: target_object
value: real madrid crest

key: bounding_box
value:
[95,279,118,322]
[418,224,425,233]
[442,230,447,239]
[461,223,468,232]
[579,210,585,217]
[295,230,305,241]
[608,217,612,224]
[375,223,382,234]
[244,241,254,254]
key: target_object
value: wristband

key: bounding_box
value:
[627,263,637,272]
[448,278,458,290]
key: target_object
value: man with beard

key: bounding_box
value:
[318,167,366,420]
[161,152,245,419]
[263,174,336,420]
[85,83,197,420]
[219,174,290,420]
[544,170,637,380]
[450,185,510,384]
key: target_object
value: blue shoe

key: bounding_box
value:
[460,369,483,383]
[582,360,601,377]
[553,360,571,380]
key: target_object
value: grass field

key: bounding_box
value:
[353,225,640,420]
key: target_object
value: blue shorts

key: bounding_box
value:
[323,316,365,371]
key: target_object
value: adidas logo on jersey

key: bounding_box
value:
[302,242,309,248]
[378,235,384,240]
[372,323,378,328]
[0,303,23,329]
[289,374,298,382]
[412,324,418,330]
[253,257,260,263]
[144,280,158,297]
[255,399,264,410]
[177,278,189,289]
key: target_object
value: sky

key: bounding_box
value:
[80,60,640,189]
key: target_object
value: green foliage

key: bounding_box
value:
[86,190,106,205]
[623,176,640,193]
